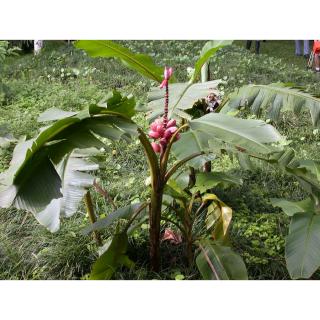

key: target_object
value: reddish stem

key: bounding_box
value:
[163,82,169,129]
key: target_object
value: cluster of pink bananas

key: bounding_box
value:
[149,118,180,153]
[149,66,180,154]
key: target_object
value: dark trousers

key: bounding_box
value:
[246,40,260,54]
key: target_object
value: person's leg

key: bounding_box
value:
[303,40,310,57]
[295,40,302,55]
[315,53,320,71]
[246,40,252,50]
[255,41,260,54]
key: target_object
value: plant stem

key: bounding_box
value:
[164,151,204,183]
[201,62,212,173]
[188,167,196,188]
[124,202,150,232]
[84,191,102,246]
[138,128,160,190]
[184,207,194,267]
[138,127,163,271]
[149,183,164,272]
[93,180,117,211]
[201,61,210,83]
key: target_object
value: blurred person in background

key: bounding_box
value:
[295,40,310,58]
[313,40,320,72]
[246,40,261,54]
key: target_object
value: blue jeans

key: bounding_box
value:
[295,40,310,55]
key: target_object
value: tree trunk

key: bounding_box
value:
[149,185,164,272]
[186,237,193,267]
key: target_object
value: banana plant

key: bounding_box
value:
[0,66,286,278]
[72,40,320,279]
[0,91,137,231]
[2,40,319,279]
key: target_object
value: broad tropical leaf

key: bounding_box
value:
[75,40,164,83]
[35,148,99,232]
[202,193,232,237]
[37,108,77,122]
[191,40,233,82]
[88,233,134,280]
[82,203,147,235]
[285,212,320,279]
[280,159,320,200]
[221,83,320,127]
[192,171,242,194]
[196,240,248,280]
[172,113,284,168]
[270,197,314,216]
[164,179,190,201]
[147,80,222,121]
[0,91,137,230]
[262,150,320,202]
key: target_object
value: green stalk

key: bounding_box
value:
[138,128,163,271]
[183,204,193,267]
[164,152,204,183]
[84,191,102,246]
[149,184,163,271]
[138,128,160,189]
[201,62,212,173]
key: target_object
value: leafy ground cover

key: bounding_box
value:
[0,40,319,279]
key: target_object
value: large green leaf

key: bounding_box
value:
[285,212,320,279]
[261,150,320,202]
[82,203,146,235]
[196,241,248,280]
[192,171,242,194]
[191,40,233,82]
[75,40,164,83]
[202,193,232,238]
[0,91,137,229]
[172,113,284,168]
[221,83,320,127]
[270,197,314,216]
[35,148,99,232]
[88,233,134,280]
[283,159,320,200]
[147,80,222,121]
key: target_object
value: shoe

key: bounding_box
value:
[304,54,310,59]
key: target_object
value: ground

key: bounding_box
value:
[0,40,320,279]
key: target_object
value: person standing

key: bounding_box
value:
[313,40,320,72]
[246,40,261,54]
[34,40,43,55]
[295,40,310,58]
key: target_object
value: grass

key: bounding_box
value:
[0,40,320,279]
